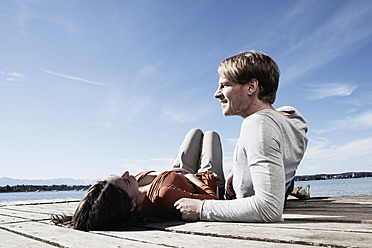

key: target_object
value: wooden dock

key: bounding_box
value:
[1,195,371,247]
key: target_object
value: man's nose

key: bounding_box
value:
[214,89,222,99]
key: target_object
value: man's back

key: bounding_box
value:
[201,106,307,222]
[234,107,308,198]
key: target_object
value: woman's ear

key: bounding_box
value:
[246,78,259,96]
[130,200,137,212]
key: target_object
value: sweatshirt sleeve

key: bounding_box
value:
[158,185,218,216]
[201,115,285,222]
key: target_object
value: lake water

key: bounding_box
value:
[1,177,371,202]
[294,177,372,196]
[0,190,88,203]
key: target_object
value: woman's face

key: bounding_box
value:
[105,171,139,200]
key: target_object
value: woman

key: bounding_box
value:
[52,129,225,231]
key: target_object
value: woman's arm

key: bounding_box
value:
[184,174,204,187]
[138,174,157,186]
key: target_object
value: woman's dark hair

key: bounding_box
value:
[52,180,131,231]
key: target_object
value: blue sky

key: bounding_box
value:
[1,0,372,182]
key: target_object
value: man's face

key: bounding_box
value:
[214,76,250,118]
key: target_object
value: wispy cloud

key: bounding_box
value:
[1,70,25,83]
[224,138,238,144]
[101,88,151,127]
[0,120,22,129]
[42,69,108,86]
[161,100,215,124]
[161,105,192,123]
[314,109,372,134]
[347,90,372,107]
[121,157,174,175]
[279,1,372,84]
[15,2,80,35]
[301,136,372,174]
[306,83,357,100]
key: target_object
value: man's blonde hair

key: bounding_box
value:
[218,51,280,104]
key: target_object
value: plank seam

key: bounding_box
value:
[142,225,350,248]
[0,225,65,248]
[94,232,179,248]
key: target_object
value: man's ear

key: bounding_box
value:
[246,78,259,96]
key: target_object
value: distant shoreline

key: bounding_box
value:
[294,172,372,181]
[0,184,90,193]
[1,172,371,193]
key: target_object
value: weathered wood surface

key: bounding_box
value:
[0,195,371,248]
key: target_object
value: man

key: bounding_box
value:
[174,51,308,222]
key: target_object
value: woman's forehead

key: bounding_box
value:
[105,175,120,182]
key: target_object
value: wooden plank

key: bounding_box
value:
[284,195,372,223]
[283,213,372,223]
[0,199,80,207]
[1,195,371,248]
[286,195,372,206]
[0,208,50,220]
[253,220,372,233]
[0,229,54,248]
[140,220,372,248]
[97,227,315,248]
[2,202,79,215]
[1,221,163,247]
[0,215,31,224]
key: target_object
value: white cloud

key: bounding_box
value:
[1,70,25,83]
[42,69,108,86]
[307,83,357,100]
[314,110,372,134]
[332,111,372,130]
[300,136,372,174]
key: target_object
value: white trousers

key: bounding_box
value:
[172,128,225,189]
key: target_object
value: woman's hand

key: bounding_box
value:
[184,173,204,187]
[172,168,204,187]
[171,168,191,175]
[226,169,235,197]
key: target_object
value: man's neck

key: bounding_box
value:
[242,101,273,118]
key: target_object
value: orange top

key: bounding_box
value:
[135,171,218,218]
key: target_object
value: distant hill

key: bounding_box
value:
[0,177,96,186]
[2,171,371,187]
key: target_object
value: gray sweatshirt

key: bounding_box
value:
[201,106,308,222]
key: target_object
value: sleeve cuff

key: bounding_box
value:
[199,200,206,220]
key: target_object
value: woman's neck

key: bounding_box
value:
[134,185,150,212]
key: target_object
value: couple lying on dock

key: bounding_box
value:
[53,51,309,231]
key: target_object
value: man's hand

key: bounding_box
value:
[174,198,203,221]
